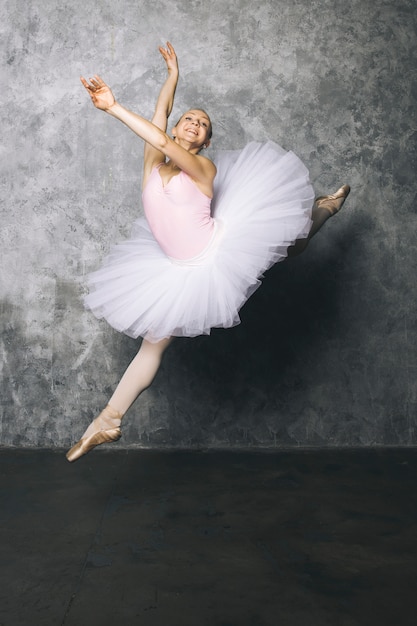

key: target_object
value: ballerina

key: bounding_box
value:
[66,42,349,462]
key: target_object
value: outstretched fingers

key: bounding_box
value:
[80,75,106,92]
[158,41,178,70]
[80,75,115,110]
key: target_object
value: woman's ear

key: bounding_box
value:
[171,125,177,139]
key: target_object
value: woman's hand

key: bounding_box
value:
[80,75,116,111]
[158,41,178,74]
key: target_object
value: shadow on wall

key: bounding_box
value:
[149,216,361,447]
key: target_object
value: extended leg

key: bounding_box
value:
[287,184,350,257]
[108,336,173,415]
[66,336,173,462]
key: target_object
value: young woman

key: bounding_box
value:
[66,42,350,462]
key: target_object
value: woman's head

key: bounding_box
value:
[172,109,213,150]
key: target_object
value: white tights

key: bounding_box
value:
[108,336,173,417]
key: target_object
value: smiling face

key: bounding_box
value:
[172,109,212,150]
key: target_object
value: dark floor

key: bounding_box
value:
[0,448,417,626]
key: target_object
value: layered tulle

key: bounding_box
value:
[83,140,314,341]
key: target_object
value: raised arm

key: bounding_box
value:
[151,42,179,131]
[143,42,179,175]
[80,44,215,192]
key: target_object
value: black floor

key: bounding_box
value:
[0,448,416,625]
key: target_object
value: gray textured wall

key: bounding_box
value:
[2,0,416,448]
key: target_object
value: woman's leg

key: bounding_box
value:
[108,336,173,415]
[66,336,173,462]
[287,184,350,257]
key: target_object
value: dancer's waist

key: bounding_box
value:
[167,220,225,267]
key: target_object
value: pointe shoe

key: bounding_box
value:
[66,405,122,463]
[315,184,350,215]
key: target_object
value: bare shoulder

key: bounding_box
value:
[196,154,217,179]
[187,155,217,198]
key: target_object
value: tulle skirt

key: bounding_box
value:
[84,140,314,342]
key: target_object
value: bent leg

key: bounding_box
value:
[287,184,350,258]
[287,205,333,257]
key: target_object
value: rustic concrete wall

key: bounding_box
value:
[1,0,416,448]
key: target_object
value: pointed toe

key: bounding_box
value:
[66,406,123,463]
[66,427,121,462]
[316,184,350,215]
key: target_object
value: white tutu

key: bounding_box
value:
[84,141,314,341]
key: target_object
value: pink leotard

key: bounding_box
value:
[142,164,215,260]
